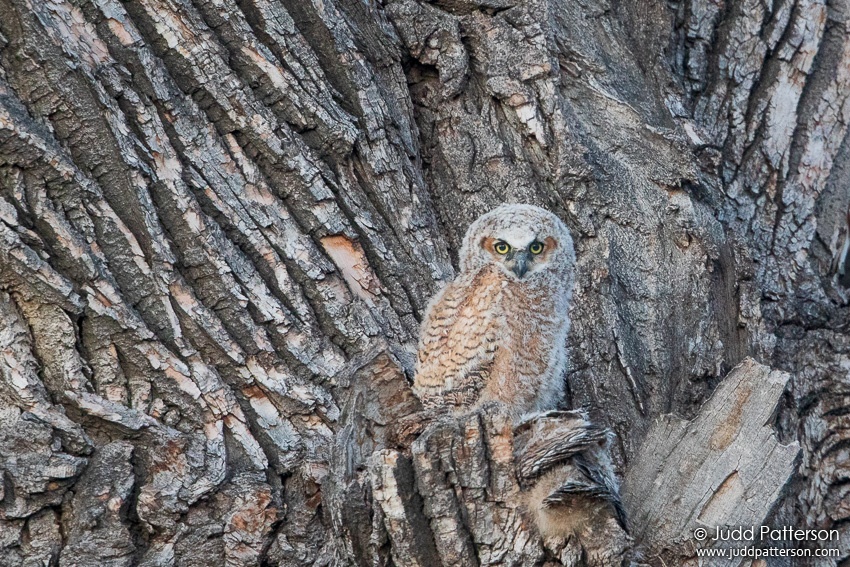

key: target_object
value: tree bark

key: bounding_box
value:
[0,0,847,565]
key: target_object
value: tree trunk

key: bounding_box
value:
[0,0,847,564]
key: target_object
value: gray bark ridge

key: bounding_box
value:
[625,358,800,565]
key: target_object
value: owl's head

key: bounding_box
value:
[459,204,575,281]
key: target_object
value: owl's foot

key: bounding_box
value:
[389,408,444,448]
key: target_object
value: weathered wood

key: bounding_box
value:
[624,358,800,565]
[366,406,630,567]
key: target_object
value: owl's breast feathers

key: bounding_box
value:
[413,265,568,414]
[413,266,504,412]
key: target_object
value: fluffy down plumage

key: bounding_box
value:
[413,204,575,421]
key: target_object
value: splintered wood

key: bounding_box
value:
[624,359,800,565]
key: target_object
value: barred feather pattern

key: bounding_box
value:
[412,204,575,421]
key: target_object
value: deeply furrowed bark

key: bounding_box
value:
[0,0,847,565]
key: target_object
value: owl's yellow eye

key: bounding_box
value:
[529,241,544,255]
[494,241,511,255]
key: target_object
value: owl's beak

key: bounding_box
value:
[511,250,530,278]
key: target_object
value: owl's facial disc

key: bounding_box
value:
[485,236,556,279]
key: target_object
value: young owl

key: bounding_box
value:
[414,204,575,421]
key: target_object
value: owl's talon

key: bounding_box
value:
[474,399,511,416]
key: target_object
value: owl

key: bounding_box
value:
[413,204,575,421]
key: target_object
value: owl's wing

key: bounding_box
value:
[413,267,504,412]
